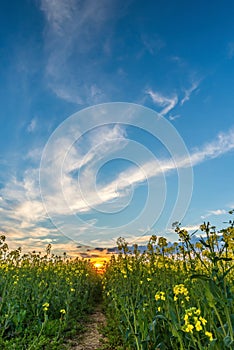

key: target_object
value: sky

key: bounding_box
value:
[0,0,234,257]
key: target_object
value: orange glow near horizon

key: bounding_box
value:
[93,262,103,269]
[90,257,108,273]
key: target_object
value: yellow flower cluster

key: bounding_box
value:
[155,291,166,301]
[120,269,127,277]
[42,302,49,312]
[173,284,189,301]
[13,274,19,285]
[183,307,209,335]
[205,331,213,341]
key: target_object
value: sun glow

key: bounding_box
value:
[93,262,103,269]
[91,259,106,274]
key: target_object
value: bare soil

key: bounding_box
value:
[67,305,108,350]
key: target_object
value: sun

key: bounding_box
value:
[91,260,106,273]
[93,262,103,269]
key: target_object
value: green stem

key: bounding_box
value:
[121,298,140,350]
[213,305,227,336]
[130,298,141,350]
[191,333,203,350]
[224,307,233,341]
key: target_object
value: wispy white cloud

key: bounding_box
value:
[119,234,155,245]
[27,117,37,133]
[146,78,201,115]
[0,169,45,229]
[40,0,76,34]
[180,80,200,105]
[40,0,110,104]
[62,127,234,223]
[0,172,95,253]
[169,114,181,121]
[146,89,178,116]
[170,55,186,66]
[41,124,128,215]
[180,224,199,231]
[39,0,131,104]
[5,127,234,220]
[201,209,226,219]
[140,34,165,55]
[5,232,80,256]
[25,148,43,163]
[189,129,234,166]
[209,209,226,216]
[40,0,122,37]
[89,128,234,208]
[1,126,234,250]
[52,86,84,105]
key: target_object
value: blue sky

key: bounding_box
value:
[0,0,234,255]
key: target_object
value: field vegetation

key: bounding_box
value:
[103,215,234,349]
[0,238,101,349]
[0,213,233,349]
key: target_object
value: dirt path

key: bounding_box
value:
[68,305,108,350]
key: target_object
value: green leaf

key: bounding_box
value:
[154,315,168,321]
[190,273,210,280]
[223,335,233,347]
[209,339,218,350]
[156,342,167,349]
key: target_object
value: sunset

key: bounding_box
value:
[0,0,234,348]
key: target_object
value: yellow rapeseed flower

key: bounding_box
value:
[173,284,189,301]
[199,316,207,326]
[60,309,66,314]
[195,320,202,331]
[183,307,207,334]
[205,331,213,341]
[194,309,201,315]
[185,324,194,333]
[155,291,166,301]
[42,302,49,312]
[42,302,49,308]
[155,293,160,301]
